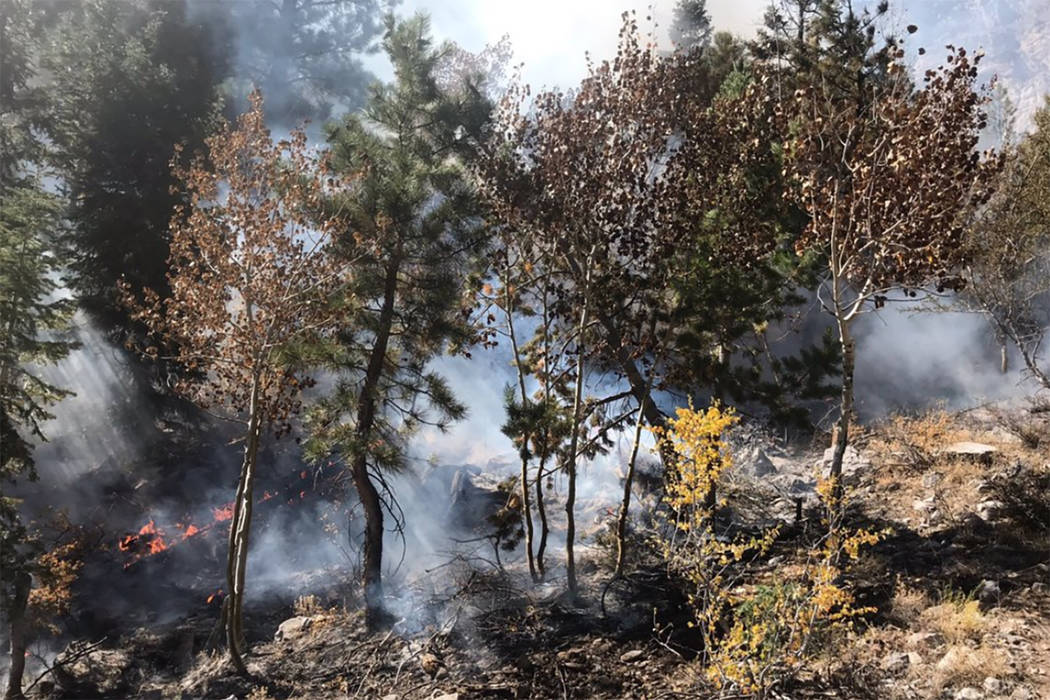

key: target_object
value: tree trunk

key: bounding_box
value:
[349,255,400,628]
[4,571,31,700]
[534,454,549,580]
[225,372,263,674]
[565,299,588,598]
[505,283,537,582]
[349,452,385,628]
[828,317,855,510]
[614,396,648,577]
[518,451,537,581]
[1007,318,1050,390]
[560,253,667,440]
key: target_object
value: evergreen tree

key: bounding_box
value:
[214,0,390,125]
[1,2,76,696]
[751,0,896,101]
[304,14,491,627]
[42,0,228,346]
[669,0,713,50]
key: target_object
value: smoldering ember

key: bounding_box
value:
[3,1,1050,699]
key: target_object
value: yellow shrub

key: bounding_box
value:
[654,403,884,698]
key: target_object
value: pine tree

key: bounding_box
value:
[214,0,388,125]
[304,14,491,627]
[43,0,228,347]
[1,2,77,696]
[669,0,712,50]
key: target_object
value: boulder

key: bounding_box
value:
[737,446,776,477]
[906,631,940,648]
[913,496,937,514]
[275,616,314,641]
[446,467,507,529]
[820,445,871,478]
[942,442,997,464]
[619,649,645,663]
[976,500,1005,521]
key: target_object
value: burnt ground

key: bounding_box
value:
[18,401,1050,699]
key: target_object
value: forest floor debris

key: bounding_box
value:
[26,401,1050,699]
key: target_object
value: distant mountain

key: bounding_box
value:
[899,0,1050,131]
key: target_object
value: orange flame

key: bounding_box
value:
[119,479,314,566]
[212,502,234,522]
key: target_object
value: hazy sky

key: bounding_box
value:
[395,0,767,89]
[379,0,1049,130]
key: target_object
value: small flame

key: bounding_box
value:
[212,503,235,522]
[119,476,318,567]
[206,589,223,604]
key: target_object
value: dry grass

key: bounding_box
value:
[293,594,324,617]
[889,579,933,626]
[929,643,1009,692]
[867,409,963,472]
[921,591,985,644]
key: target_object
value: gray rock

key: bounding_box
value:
[821,445,871,476]
[906,631,939,647]
[977,579,1001,604]
[942,441,998,464]
[938,647,968,672]
[882,652,911,673]
[774,475,818,495]
[923,472,943,489]
[619,649,645,663]
[954,688,983,700]
[977,499,1005,521]
[913,496,937,513]
[738,446,777,477]
[1031,582,1049,595]
[983,677,1003,694]
[275,616,314,641]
